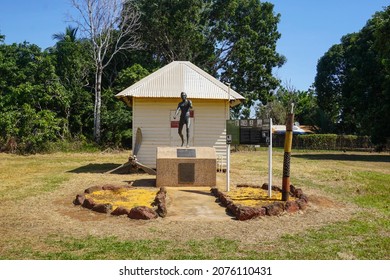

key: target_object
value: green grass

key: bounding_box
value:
[0,150,389,260]
[3,214,388,260]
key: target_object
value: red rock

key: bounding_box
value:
[92,203,112,213]
[82,197,96,209]
[294,188,304,198]
[285,201,300,213]
[84,186,103,194]
[73,194,85,205]
[151,187,167,218]
[265,202,285,216]
[236,206,266,221]
[102,184,121,191]
[297,198,308,210]
[111,207,131,216]
[128,206,158,220]
[300,194,309,202]
[226,202,239,216]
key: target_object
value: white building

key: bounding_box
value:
[116,61,245,169]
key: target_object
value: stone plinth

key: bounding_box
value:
[156,147,217,187]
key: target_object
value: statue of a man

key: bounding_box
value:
[174,92,192,147]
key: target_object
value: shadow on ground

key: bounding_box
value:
[125,179,156,187]
[293,153,390,163]
[68,163,123,173]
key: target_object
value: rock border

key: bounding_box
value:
[211,183,309,221]
[73,185,167,220]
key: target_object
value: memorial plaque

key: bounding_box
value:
[227,118,271,145]
[177,149,196,158]
[178,163,195,183]
[240,127,262,144]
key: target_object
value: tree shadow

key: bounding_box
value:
[292,153,390,163]
[68,163,123,174]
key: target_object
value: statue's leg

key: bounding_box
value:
[186,127,190,147]
[178,122,184,146]
[186,118,190,147]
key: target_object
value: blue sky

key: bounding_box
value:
[0,0,388,91]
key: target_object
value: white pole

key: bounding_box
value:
[226,83,231,192]
[226,143,230,192]
[268,118,273,198]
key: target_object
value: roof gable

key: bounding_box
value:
[115,61,244,106]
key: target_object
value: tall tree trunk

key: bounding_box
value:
[94,64,102,143]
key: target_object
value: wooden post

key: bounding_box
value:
[282,104,294,201]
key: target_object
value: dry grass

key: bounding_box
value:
[0,149,389,259]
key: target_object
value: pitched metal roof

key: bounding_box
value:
[115,61,245,107]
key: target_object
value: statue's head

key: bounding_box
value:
[180,92,187,100]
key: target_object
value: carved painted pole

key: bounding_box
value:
[282,103,294,201]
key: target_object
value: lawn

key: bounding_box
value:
[0,149,389,260]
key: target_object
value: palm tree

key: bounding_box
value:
[52,26,79,43]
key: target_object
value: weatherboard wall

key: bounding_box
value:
[132,97,228,169]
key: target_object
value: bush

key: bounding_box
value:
[272,134,372,151]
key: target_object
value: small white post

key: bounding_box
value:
[268,118,273,198]
[226,83,231,192]
[226,143,230,192]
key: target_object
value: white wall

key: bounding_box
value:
[133,98,228,169]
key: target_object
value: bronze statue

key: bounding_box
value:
[174,92,192,147]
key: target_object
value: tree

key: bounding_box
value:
[0,42,65,152]
[100,64,150,147]
[51,26,94,139]
[256,85,318,126]
[136,0,213,65]
[70,0,142,143]
[315,6,390,143]
[52,25,79,43]
[210,0,285,111]
[135,0,285,117]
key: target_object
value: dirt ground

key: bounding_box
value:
[0,172,358,245]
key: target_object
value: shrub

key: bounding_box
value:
[272,134,372,151]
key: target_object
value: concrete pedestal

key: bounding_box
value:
[156,147,217,187]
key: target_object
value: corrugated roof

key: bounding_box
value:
[115,61,245,106]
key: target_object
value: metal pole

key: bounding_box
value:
[226,83,230,192]
[268,118,273,198]
[282,104,294,201]
[226,143,230,192]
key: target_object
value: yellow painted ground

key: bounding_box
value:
[85,188,157,210]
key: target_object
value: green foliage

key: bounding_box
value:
[1,3,388,153]
[136,0,285,118]
[296,134,338,150]
[257,86,319,125]
[50,27,94,138]
[0,42,68,153]
[100,65,150,148]
[315,6,390,143]
[272,134,372,151]
[100,89,133,148]
[137,0,213,64]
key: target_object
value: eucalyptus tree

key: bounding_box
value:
[70,0,142,143]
